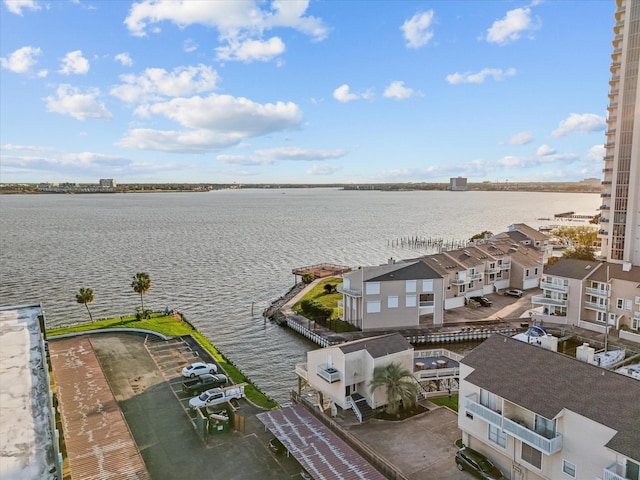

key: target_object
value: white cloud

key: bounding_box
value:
[114,52,133,66]
[3,0,40,15]
[333,84,372,103]
[119,94,303,152]
[499,131,533,145]
[551,113,606,137]
[116,128,245,153]
[111,65,219,103]
[216,36,285,62]
[0,143,56,153]
[44,84,112,120]
[58,50,90,75]
[485,7,540,45]
[254,146,346,161]
[124,0,327,63]
[0,46,41,74]
[307,163,340,175]
[217,154,273,166]
[183,39,198,53]
[383,81,417,100]
[446,67,516,84]
[536,144,556,156]
[585,144,605,162]
[401,10,435,48]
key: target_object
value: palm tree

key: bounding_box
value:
[131,272,151,311]
[75,287,94,322]
[369,362,418,415]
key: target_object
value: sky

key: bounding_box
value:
[0,0,615,184]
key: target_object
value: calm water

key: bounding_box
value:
[0,188,599,404]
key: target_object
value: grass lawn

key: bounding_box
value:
[47,313,278,409]
[429,395,459,412]
[293,277,343,319]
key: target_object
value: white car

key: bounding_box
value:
[182,362,217,378]
[504,289,524,298]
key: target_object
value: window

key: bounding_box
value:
[534,267,539,275]
[366,282,380,295]
[405,295,416,307]
[562,460,576,477]
[422,279,433,292]
[459,285,466,293]
[366,301,380,313]
[625,299,632,311]
[406,280,417,293]
[343,278,350,290]
[525,269,530,276]
[488,424,506,448]
[521,444,542,469]
[388,296,398,308]
[617,298,624,309]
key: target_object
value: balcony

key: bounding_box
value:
[605,142,615,149]
[470,273,483,281]
[604,462,630,480]
[317,364,340,383]
[540,281,568,293]
[532,295,567,307]
[601,217,610,223]
[450,277,467,286]
[499,262,511,270]
[295,362,308,381]
[502,417,563,455]
[600,205,611,210]
[607,104,617,111]
[585,287,608,297]
[485,267,500,274]
[601,193,611,198]
[598,229,609,236]
[584,301,607,312]
[464,394,563,455]
[337,285,362,297]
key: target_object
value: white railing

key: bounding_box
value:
[415,367,459,381]
[603,462,627,480]
[585,287,608,297]
[337,286,362,297]
[540,282,568,293]
[584,301,607,312]
[345,396,363,423]
[414,348,465,362]
[502,417,562,455]
[295,363,308,380]
[419,301,434,307]
[317,364,340,383]
[464,394,502,427]
[532,295,567,307]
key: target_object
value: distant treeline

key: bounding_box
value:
[0,181,601,194]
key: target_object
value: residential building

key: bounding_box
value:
[99,178,116,188]
[0,304,62,480]
[458,334,640,480]
[598,0,640,266]
[532,258,640,335]
[296,333,414,415]
[339,260,444,330]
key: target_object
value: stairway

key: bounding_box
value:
[350,393,374,422]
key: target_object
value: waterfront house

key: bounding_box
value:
[296,333,414,417]
[532,258,640,340]
[339,260,444,330]
[458,334,640,480]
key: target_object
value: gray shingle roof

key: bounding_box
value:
[367,261,442,282]
[587,262,640,283]
[338,333,411,358]
[462,335,640,461]
[544,258,602,280]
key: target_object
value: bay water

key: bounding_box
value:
[0,188,599,404]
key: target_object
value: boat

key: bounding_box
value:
[615,363,640,380]
[591,349,626,369]
[513,325,551,345]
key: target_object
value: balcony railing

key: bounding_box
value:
[337,285,362,297]
[295,362,308,381]
[634,311,640,321]
[419,301,434,308]
[464,394,562,455]
[532,295,567,307]
[499,262,511,270]
[604,462,629,480]
[540,281,568,293]
[317,364,341,383]
[585,287,608,297]
[600,205,611,210]
[450,277,467,286]
[469,273,483,281]
[584,301,607,312]
[502,417,563,455]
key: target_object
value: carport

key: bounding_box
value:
[257,404,386,480]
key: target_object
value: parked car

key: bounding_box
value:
[182,362,218,378]
[467,298,481,308]
[182,373,228,395]
[504,289,524,298]
[188,385,245,409]
[455,447,507,479]
[269,437,287,456]
[470,296,492,307]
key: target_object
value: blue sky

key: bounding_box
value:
[0,0,613,184]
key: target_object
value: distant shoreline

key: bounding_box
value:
[0,181,602,195]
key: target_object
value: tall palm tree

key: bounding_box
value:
[131,272,151,311]
[369,362,418,415]
[75,287,95,322]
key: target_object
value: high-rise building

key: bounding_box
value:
[598,0,640,266]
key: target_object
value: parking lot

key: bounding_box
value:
[88,333,306,480]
